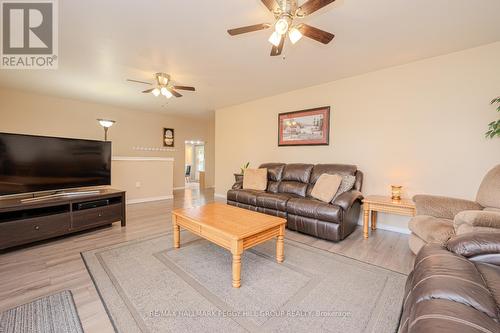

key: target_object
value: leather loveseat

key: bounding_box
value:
[227,163,363,242]
[399,233,500,333]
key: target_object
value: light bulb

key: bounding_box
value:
[289,27,303,44]
[161,87,173,99]
[152,88,160,97]
[275,18,289,35]
[268,31,281,47]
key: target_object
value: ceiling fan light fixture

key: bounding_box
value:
[268,31,281,47]
[289,27,303,44]
[161,87,173,99]
[274,18,289,35]
[152,88,161,97]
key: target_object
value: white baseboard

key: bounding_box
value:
[214,193,226,199]
[173,186,215,191]
[127,195,174,205]
[357,221,411,235]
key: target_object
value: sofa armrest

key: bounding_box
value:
[413,194,482,220]
[232,181,243,190]
[332,190,363,211]
[447,232,500,260]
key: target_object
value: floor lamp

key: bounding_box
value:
[97,119,116,141]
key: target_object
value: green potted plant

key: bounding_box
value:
[486,97,500,138]
[234,162,250,182]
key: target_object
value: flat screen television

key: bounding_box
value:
[0,133,111,196]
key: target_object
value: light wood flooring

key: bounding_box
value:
[0,188,414,332]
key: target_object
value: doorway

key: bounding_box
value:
[184,140,205,189]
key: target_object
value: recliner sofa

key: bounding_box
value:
[227,163,364,242]
[408,164,500,254]
[399,232,500,333]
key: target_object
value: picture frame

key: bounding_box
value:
[278,106,330,146]
[163,128,175,147]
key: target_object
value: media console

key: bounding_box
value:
[0,189,126,250]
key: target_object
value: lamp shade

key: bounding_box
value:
[97,119,115,128]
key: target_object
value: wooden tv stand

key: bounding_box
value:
[0,189,126,250]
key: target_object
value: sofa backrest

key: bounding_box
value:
[306,164,362,196]
[278,164,314,197]
[259,163,286,193]
[257,163,363,197]
[476,164,500,209]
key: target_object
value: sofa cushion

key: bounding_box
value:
[454,210,500,229]
[476,164,500,209]
[310,173,342,203]
[332,175,357,201]
[243,168,267,191]
[287,214,341,241]
[256,192,297,212]
[278,181,308,197]
[309,164,357,184]
[408,215,455,245]
[447,233,500,259]
[226,189,263,206]
[259,163,285,181]
[475,263,500,307]
[282,164,314,183]
[286,198,342,223]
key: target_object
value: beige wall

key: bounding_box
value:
[111,158,173,203]
[0,87,215,189]
[215,42,500,232]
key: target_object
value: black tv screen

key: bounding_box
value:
[0,133,111,196]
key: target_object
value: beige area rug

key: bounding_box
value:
[82,232,406,333]
[0,290,83,333]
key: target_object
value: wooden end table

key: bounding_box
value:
[362,195,416,239]
[172,203,286,288]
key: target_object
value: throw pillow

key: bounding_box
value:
[332,175,356,201]
[243,168,267,191]
[311,174,342,203]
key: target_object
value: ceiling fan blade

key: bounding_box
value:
[142,88,155,93]
[227,23,271,36]
[298,0,335,16]
[261,0,280,12]
[168,88,182,98]
[270,35,285,56]
[127,79,152,85]
[173,85,196,91]
[297,24,335,44]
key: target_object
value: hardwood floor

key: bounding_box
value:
[0,188,414,332]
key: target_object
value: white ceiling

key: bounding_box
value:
[1,0,500,117]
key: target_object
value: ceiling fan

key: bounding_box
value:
[228,0,336,56]
[127,73,195,99]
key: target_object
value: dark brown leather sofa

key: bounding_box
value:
[399,233,500,333]
[227,163,363,241]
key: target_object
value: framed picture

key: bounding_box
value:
[163,128,174,147]
[278,106,330,146]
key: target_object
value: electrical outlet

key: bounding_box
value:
[135,181,141,188]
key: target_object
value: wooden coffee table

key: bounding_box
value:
[171,203,286,288]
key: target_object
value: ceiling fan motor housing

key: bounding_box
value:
[278,0,297,16]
